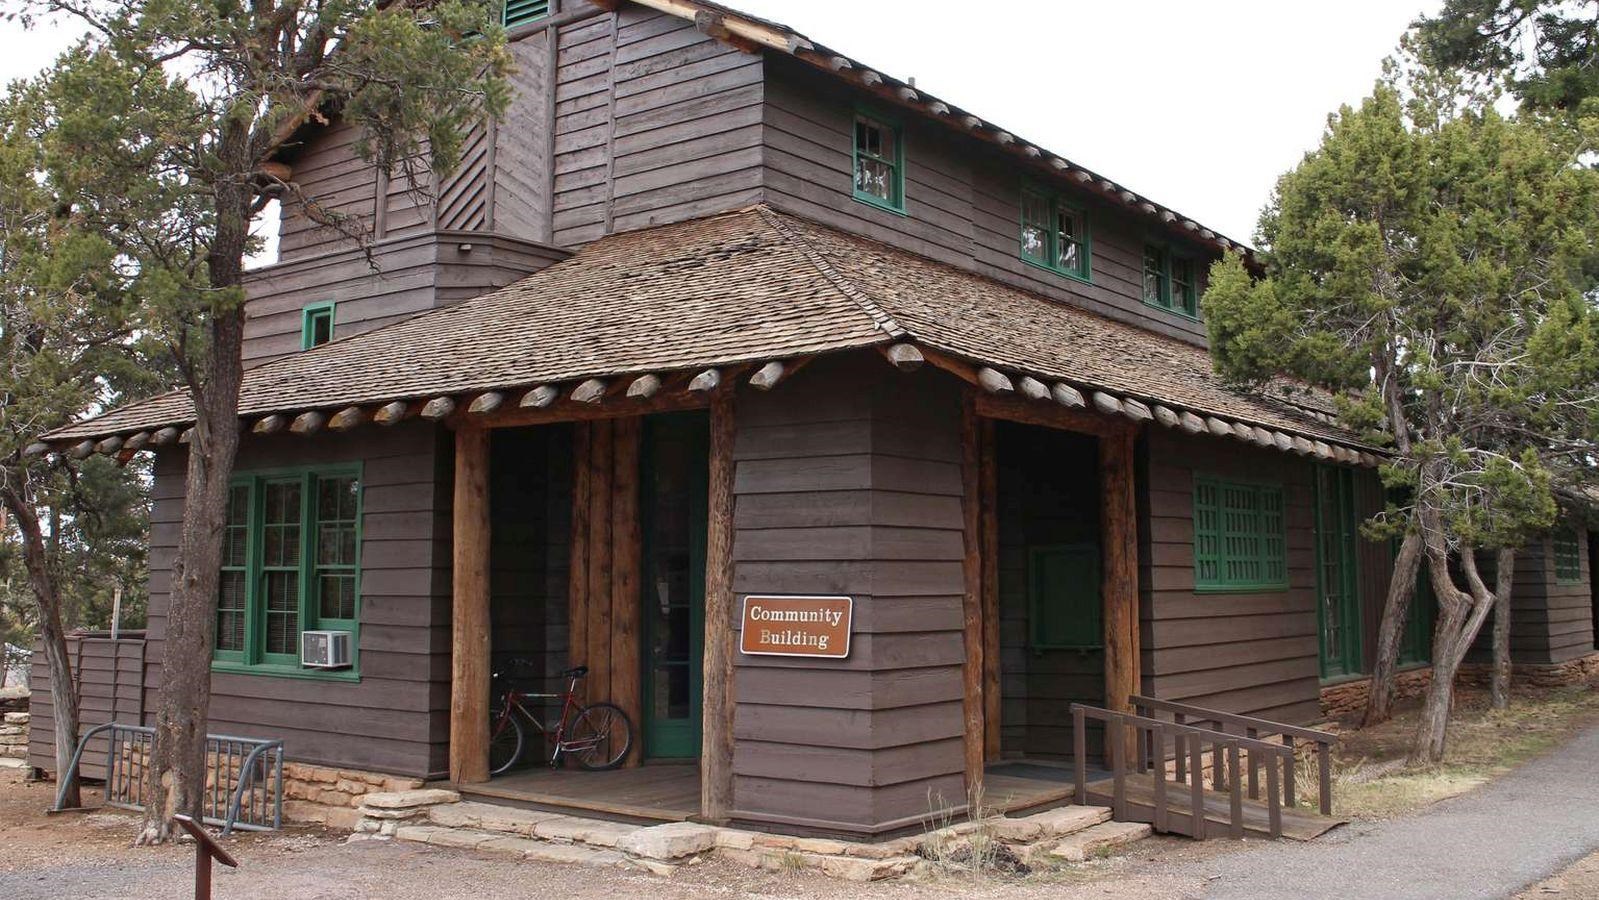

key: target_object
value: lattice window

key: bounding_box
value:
[1553,526,1583,583]
[1194,476,1288,592]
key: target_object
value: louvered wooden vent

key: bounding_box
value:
[504,0,549,28]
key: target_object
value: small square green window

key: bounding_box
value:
[1553,526,1582,583]
[301,302,335,350]
[1020,189,1090,281]
[853,114,905,213]
[503,0,549,28]
[1143,244,1199,317]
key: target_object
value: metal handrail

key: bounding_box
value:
[51,722,283,833]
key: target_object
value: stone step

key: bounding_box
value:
[393,824,655,871]
[988,805,1112,843]
[1038,820,1153,863]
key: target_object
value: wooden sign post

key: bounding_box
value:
[173,814,239,900]
[739,595,853,659]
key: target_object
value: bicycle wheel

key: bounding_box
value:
[488,708,524,776]
[565,703,632,771]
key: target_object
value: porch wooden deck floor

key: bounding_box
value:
[457,763,700,823]
[1083,772,1345,841]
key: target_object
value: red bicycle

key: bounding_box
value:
[488,662,633,776]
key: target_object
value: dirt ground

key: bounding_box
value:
[0,770,1230,900]
[1518,850,1599,899]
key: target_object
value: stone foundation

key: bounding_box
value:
[1319,651,1599,720]
[0,688,29,768]
[280,762,424,830]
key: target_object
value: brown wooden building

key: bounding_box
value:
[36,0,1598,838]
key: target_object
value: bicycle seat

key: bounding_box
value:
[562,665,589,678]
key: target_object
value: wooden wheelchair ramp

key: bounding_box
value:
[1072,697,1347,841]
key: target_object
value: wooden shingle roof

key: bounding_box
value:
[46,206,1370,460]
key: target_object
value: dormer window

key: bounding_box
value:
[852,114,904,214]
[1143,244,1198,317]
[302,301,335,350]
[1020,189,1090,281]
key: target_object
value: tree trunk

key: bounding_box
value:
[1489,548,1515,710]
[1410,539,1511,764]
[137,178,250,845]
[1362,528,1424,727]
[1,480,80,808]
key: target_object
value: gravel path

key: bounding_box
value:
[1196,722,1599,900]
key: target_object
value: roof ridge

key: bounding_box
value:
[755,205,908,341]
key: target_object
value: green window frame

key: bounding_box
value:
[503,0,549,29]
[1194,475,1288,593]
[213,464,363,680]
[1019,188,1091,281]
[1027,544,1103,650]
[1553,526,1582,583]
[1143,243,1199,317]
[301,301,335,350]
[852,112,905,214]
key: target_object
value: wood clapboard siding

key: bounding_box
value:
[277,119,381,259]
[760,58,1213,347]
[730,356,967,833]
[496,32,556,242]
[550,7,764,246]
[1468,531,1594,666]
[1139,428,1322,725]
[26,634,146,777]
[242,232,566,368]
[141,423,454,777]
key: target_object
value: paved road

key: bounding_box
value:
[1199,722,1599,900]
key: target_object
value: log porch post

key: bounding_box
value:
[450,425,492,784]
[1100,427,1140,714]
[700,393,737,823]
[959,397,985,793]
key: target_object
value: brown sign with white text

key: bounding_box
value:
[739,595,852,659]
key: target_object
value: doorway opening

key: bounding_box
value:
[993,421,1104,767]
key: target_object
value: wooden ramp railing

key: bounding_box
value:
[1070,700,1338,840]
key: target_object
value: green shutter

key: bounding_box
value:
[1028,544,1102,649]
[503,0,549,28]
[1194,476,1289,592]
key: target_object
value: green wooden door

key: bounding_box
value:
[641,412,708,759]
[1315,466,1363,678]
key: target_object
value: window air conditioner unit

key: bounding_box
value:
[301,630,353,669]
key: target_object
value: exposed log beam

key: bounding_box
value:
[1179,412,1207,434]
[421,397,457,421]
[1120,399,1153,423]
[1206,417,1233,438]
[1152,405,1180,429]
[253,414,288,435]
[975,392,1130,439]
[626,373,662,400]
[749,361,786,391]
[1016,376,1050,402]
[571,378,609,404]
[329,406,368,431]
[151,427,181,446]
[468,392,505,415]
[178,428,195,444]
[976,367,1014,395]
[1273,432,1295,453]
[1293,436,1316,455]
[1231,421,1255,442]
[881,342,925,372]
[1052,383,1086,409]
[1092,392,1123,417]
[520,385,559,408]
[95,435,124,455]
[22,441,50,458]
[450,388,713,431]
[69,440,96,460]
[374,401,412,426]
[687,368,722,393]
[123,431,151,452]
[291,411,327,435]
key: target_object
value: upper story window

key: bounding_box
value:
[1020,189,1091,281]
[302,301,335,350]
[503,0,550,28]
[853,114,905,214]
[1143,244,1199,317]
[215,466,363,676]
[1553,526,1582,583]
[1193,475,1288,593]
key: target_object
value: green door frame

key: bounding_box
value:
[640,412,708,759]
[1315,465,1363,678]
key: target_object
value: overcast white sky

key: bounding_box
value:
[0,0,1439,244]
